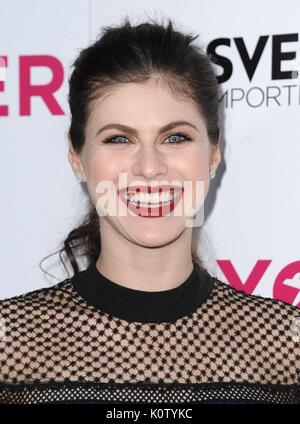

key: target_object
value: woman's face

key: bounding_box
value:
[69,77,221,249]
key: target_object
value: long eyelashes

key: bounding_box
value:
[102,132,193,146]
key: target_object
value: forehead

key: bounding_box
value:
[86,79,206,131]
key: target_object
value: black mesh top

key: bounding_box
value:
[0,261,299,404]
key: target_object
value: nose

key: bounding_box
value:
[131,144,168,180]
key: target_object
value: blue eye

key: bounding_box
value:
[104,135,128,144]
[167,133,191,144]
[103,133,192,145]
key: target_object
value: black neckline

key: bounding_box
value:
[71,261,214,324]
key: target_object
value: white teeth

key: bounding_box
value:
[129,199,172,206]
[123,190,180,205]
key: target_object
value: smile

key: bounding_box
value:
[118,185,184,218]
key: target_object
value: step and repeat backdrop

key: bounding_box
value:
[0,0,299,308]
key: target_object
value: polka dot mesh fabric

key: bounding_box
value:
[0,271,299,404]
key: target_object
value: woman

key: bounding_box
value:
[0,17,299,404]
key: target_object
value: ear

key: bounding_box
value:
[67,135,86,179]
[210,132,222,171]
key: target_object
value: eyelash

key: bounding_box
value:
[102,132,192,146]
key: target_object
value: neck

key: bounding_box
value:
[96,220,194,292]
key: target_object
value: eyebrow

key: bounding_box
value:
[95,120,199,137]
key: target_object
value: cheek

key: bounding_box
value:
[178,148,210,207]
[85,152,122,206]
[175,147,209,182]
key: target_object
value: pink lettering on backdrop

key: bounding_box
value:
[217,259,272,294]
[273,261,300,308]
[0,56,8,116]
[19,55,64,115]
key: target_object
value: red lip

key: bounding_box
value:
[118,185,184,218]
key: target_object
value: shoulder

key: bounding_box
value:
[0,278,73,318]
[0,278,75,382]
[209,277,299,384]
[0,277,75,327]
[211,276,299,322]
